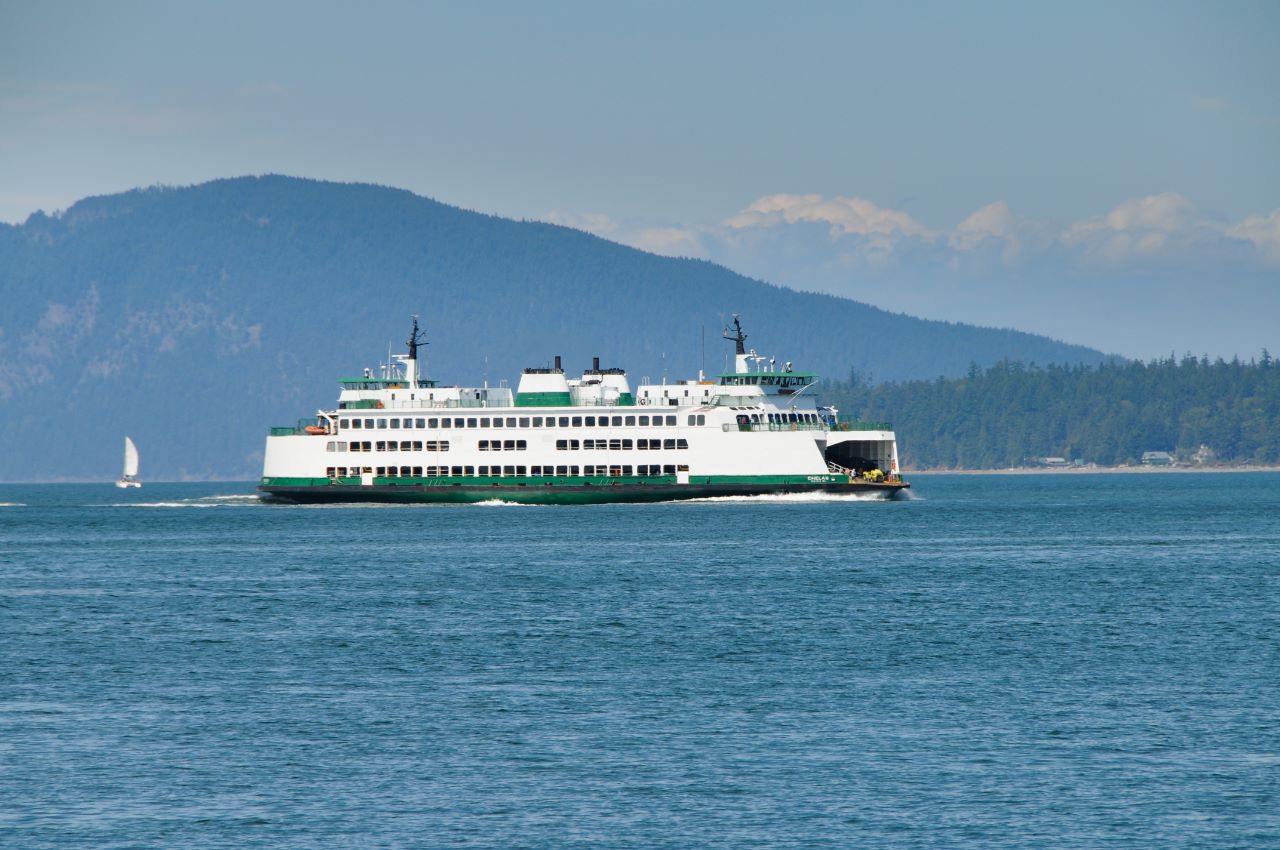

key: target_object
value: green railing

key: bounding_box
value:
[723,422,826,433]
[832,417,893,431]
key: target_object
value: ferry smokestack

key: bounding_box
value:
[593,356,600,371]
[554,355,562,372]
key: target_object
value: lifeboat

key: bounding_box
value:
[304,425,327,435]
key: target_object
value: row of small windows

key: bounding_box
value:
[557,438,689,451]
[325,464,690,478]
[737,412,820,425]
[341,414,685,431]
[327,441,450,453]
[477,440,528,451]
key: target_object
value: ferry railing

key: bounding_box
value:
[721,422,826,433]
[831,417,893,431]
[720,419,893,433]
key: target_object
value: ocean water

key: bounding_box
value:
[2,473,1277,849]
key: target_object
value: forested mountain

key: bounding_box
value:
[824,354,1280,469]
[0,175,1111,480]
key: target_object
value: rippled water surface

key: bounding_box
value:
[2,474,1278,848]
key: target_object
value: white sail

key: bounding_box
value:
[123,436,140,477]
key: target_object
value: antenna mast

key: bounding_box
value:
[406,314,428,383]
[723,315,747,355]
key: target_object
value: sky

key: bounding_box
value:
[2,1,1277,360]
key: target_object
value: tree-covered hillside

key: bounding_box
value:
[824,354,1280,468]
[0,175,1111,480]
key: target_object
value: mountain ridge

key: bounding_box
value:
[0,175,1114,480]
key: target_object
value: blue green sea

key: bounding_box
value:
[2,473,1278,848]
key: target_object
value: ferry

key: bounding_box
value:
[258,317,908,504]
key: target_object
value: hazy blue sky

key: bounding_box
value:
[2,1,1277,358]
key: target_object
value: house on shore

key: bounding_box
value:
[1141,451,1175,467]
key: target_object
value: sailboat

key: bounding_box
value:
[116,436,141,488]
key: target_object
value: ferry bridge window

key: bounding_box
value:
[364,418,374,428]
[377,419,388,428]
[428,418,438,428]
[503,440,516,451]
[612,416,622,426]
[503,466,516,476]
[390,419,400,428]
[639,415,650,426]
[451,466,462,476]
[519,418,530,428]
[622,439,633,449]
[440,419,451,429]
[492,418,503,429]
[663,465,676,475]
[626,416,636,426]
[585,416,596,427]
[376,441,387,452]
[337,442,347,451]
[571,417,582,427]
[570,466,580,476]
[556,465,568,476]
[416,418,426,428]
[533,417,543,427]
[464,466,474,476]
[666,415,676,426]
[598,418,609,428]
[411,441,422,451]
[664,439,676,450]
[544,419,556,429]
[413,466,423,476]
[480,418,490,427]
[467,418,477,428]
[622,465,633,475]
[349,419,361,429]
[677,439,689,449]
[506,417,517,427]
[559,416,570,427]
[326,442,336,452]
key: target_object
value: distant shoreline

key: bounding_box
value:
[906,465,1280,475]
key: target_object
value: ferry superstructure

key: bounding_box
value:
[258,317,907,504]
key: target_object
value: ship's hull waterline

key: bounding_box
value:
[258,478,908,505]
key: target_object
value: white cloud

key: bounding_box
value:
[1227,210,1280,264]
[625,226,705,258]
[542,193,1280,276]
[725,193,934,239]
